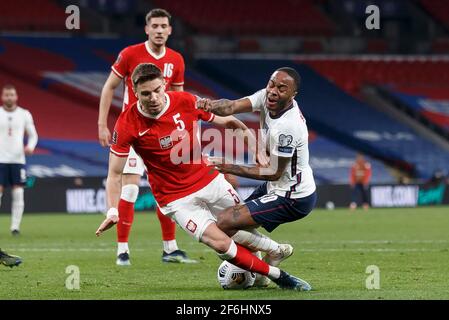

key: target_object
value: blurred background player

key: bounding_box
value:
[0,248,22,267]
[96,63,310,291]
[0,85,38,236]
[97,9,193,265]
[349,153,372,210]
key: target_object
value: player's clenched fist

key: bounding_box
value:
[98,124,112,147]
[196,98,212,112]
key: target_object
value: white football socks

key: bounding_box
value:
[121,184,139,202]
[217,240,238,260]
[163,240,179,254]
[11,188,24,231]
[117,242,129,255]
[268,266,281,279]
[232,229,280,254]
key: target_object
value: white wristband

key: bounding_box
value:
[106,207,119,219]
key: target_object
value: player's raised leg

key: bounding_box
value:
[205,174,294,286]
[201,221,310,291]
[163,194,310,291]
[207,175,294,265]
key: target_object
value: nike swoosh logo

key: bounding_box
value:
[139,129,150,137]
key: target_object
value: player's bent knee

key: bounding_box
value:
[121,184,139,202]
[200,223,232,253]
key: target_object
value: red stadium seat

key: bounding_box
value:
[420,0,449,30]
[151,0,334,36]
[0,0,68,32]
[303,58,449,96]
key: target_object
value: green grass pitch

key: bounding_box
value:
[0,207,448,299]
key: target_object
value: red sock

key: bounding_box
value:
[156,207,176,241]
[117,198,134,243]
[229,243,270,276]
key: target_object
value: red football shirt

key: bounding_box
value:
[350,161,372,185]
[112,41,185,110]
[110,91,218,206]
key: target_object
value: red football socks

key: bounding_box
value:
[117,198,134,242]
[229,243,270,276]
[157,207,176,241]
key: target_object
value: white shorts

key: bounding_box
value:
[123,147,145,176]
[159,173,242,241]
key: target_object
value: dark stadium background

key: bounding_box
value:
[1,0,448,212]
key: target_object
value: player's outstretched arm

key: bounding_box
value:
[197,98,253,116]
[209,154,290,182]
[96,153,127,236]
[211,116,269,167]
[98,72,122,147]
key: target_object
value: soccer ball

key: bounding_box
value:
[217,261,256,289]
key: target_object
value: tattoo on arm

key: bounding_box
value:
[232,206,241,222]
[224,164,272,181]
[211,99,234,116]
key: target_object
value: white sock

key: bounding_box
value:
[121,184,139,202]
[217,240,237,260]
[163,240,179,254]
[232,229,280,254]
[11,188,24,231]
[117,242,129,255]
[268,266,281,279]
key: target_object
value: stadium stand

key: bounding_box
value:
[2,36,445,182]
[151,0,335,36]
[380,84,449,134]
[309,134,394,184]
[0,36,244,177]
[0,0,68,32]
[303,57,449,96]
[301,56,449,138]
[419,0,449,30]
[0,37,120,177]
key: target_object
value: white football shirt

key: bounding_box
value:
[246,89,316,198]
[0,106,38,164]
